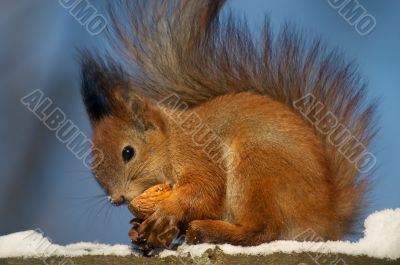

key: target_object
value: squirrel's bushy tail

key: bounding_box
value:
[108,0,378,235]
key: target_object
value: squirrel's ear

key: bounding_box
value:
[121,92,166,133]
[80,52,128,125]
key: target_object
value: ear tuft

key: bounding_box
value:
[80,50,128,124]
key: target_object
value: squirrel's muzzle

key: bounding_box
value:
[108,195,127,206]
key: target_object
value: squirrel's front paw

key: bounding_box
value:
[129,218,145,244]
[136,209,181,248]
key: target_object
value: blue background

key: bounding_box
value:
[0,0,398,244]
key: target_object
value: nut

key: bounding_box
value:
[128,184,173,219]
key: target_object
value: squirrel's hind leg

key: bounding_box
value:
[186,220,275,246]
[185,142,285,245]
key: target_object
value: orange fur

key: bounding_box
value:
[80,0,378,248]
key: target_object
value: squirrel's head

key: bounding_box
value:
[80,53,171,206]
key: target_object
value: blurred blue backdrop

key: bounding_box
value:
[0,0,399,245]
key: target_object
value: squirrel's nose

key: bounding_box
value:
[109,195,126,206]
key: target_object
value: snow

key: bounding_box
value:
[161,209,400,260]
[0,231,132,258]
[1,209,399,260]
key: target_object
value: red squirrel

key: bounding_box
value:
[80,0,377,248]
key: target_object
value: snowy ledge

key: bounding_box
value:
[0,209,399,261]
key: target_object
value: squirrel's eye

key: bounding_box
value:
[122,146,135,162]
